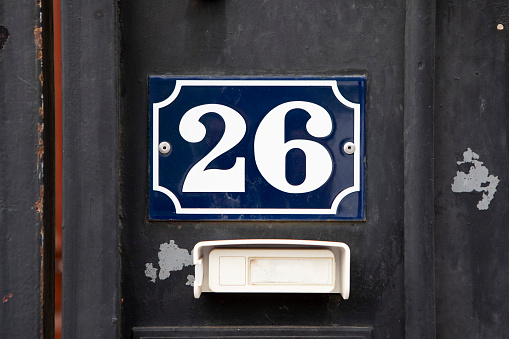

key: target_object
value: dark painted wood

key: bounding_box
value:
[0,0,54,337]
[403,0,437,337]
[119,1,406,338]
[61,0,120,338]
[434,0,509,337]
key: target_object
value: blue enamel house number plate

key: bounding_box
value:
[149,77,365,220]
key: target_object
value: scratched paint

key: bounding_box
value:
[145,240,193,283]
[451,148,500,210]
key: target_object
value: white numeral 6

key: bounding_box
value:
[254,101,333,193]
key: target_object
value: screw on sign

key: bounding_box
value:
[158,142,171,154]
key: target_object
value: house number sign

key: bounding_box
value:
[149,77,365,220]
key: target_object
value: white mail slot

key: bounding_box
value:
[193,240,350,299]
[209,248,335,292]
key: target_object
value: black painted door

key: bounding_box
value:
[60,0,509,338]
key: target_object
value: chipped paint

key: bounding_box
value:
[2,293,14,303]
[157,241,193,279]
[186,275,195,286]
[144,263,158,283]
[35,185,44,216]
[35,16,45,334]
[145,240,193,283]
[34,25,42,44]
[38,137,44,160]
[451,148,500,210]
[34,26,43,59]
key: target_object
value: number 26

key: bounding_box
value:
[178,101,333,194]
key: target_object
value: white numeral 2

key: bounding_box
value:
[177,101,333,193]
[179,104,246,192]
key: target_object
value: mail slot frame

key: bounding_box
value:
[193,239,350,299]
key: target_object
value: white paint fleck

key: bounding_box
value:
[186,274,195,287]
[144,263,158,283]
[451,148,500,210]
[144,240,193,283]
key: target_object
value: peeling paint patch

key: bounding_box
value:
[145,240,193,283]
[34,26,42,59]
[38,138,44,161]
[186,275,195,286]
[158,241,193,279]
[144,263,158,283]
[0,26,9,50]
[451,148,500,210]
[35,185,44,217]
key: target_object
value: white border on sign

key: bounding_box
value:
[152,79,361,215]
